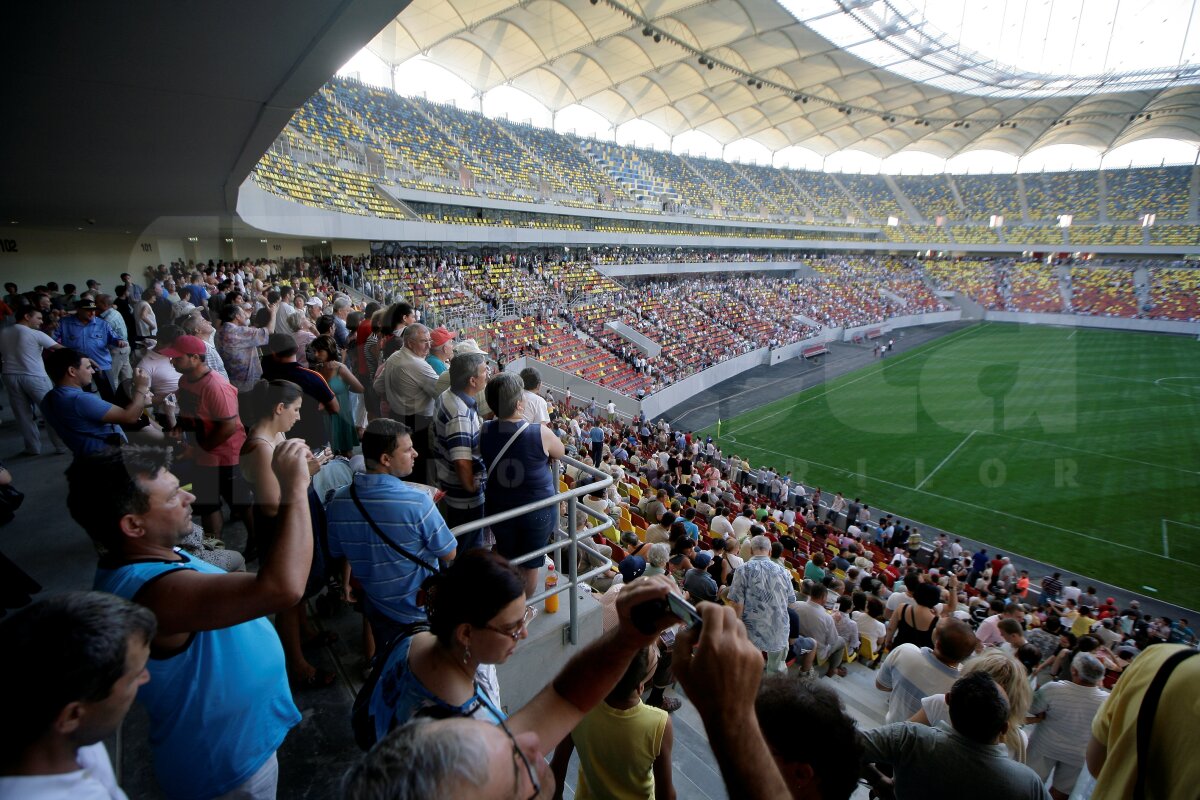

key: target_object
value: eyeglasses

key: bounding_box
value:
[483,606,536,641]
[496,716,541,800]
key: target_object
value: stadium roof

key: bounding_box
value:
[365,0,1200,159]
[2,0,407,231]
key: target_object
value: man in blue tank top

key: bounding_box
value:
[65,441,315,800]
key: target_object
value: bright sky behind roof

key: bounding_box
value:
[338,29,1200,175]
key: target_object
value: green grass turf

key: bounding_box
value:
[704,322,1200,610]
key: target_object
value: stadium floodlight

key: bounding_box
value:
[756,81,764,89]
[1057,215,1073,228]
[653,33,662,43]
[642,26,653,36]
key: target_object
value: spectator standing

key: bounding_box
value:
[308,335,362,456]
[162,335,246,538]
[374,324,439,483]
[1025,653,1109,799]
[861,672,1051,800]
[260,333,338,450]
[793,582,846,679]
[69,442,312,800]
[588,421,605,467]
[326,419,457,648]
[330,296,352,349]
[0,592,154,800]
[54,300,125,403]
[480,373,565,598]
[518,367,550,424]
[876,619,977,723]
[549,644,675,800]
[424,326,455,375]
[727,534,795,673]
[41,349,149,457]
[95,294,132,389]
[216,298,277,392]
[0,305,64,456]
[432,352,489,551]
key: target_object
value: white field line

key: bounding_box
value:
[981,431,1200,477]
[722,323,987,439]
[722,436,1200,568]
[915,430,976,491]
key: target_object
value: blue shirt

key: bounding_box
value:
[55,315,121,370]
[95,553,300,800]
[326,472,456,624]
[590,426,604,444]
[41,385,126,455]
[370,634,504,742]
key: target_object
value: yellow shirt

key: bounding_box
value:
[572,700,667,800]
[1091,644,1200,800]
[1070,614,1095,638]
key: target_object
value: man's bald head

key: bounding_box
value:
[932,618,978,664]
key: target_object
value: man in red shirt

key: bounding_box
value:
[161,334,246,537]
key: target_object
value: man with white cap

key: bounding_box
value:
[434,338,493,417]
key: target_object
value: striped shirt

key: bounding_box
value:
[326,472,456,625]
[433,388,484,509]
[1027,680,1108,764]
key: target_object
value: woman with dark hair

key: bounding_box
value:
[310,335,363,456]
[239,379,333,688]
[480,372,566,597]
[367,549,531,740]
[887,575,958,651]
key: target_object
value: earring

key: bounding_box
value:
[463,645,471,665]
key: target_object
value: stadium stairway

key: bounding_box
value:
[884,174,922,223]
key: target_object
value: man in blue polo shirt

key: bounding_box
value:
[41,348,151,456]
[326,418,457,647]
[54,299,127,403]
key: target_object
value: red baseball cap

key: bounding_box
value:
[158,335,207,357]
[430,327,456,348]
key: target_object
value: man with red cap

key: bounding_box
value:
[160,334,246,537]
[425,326,455,375]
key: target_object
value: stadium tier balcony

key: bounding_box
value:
[631,147,714,212]
[1104,165,1192,221]
[680,155,768,216]
[1023,171,1100,221]
[458,261,549,305]
[896,225,949,243]
[1069,267,1140,317]
[1006,226,1067,247]
[952,175,1022,221]
[897,175,960,221]
[503,124,625,199]
[737,162,811,218]
[1066,225,1145,246]
[545,261,623,297]
[367,262,479,316]
[950,225,1001,245]
[414,101,544,192]
[787,171,858,221]
[1006,263,1064,312]
[1147,267,1200,320]
[924,260,1005,308]
[838,175,904,220]
[252,151,367,216]
[1147,224,1200,246]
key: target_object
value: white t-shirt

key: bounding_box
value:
[886,590,913,616]
[732,515,754,539]
[0,325,58,376]
[854,611,887,652]
[709,515,735,538]
[1061,585,1082,603]
[520,391,550,424]
[0,742,127,799]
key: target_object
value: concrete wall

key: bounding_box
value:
[984,310,1200,334]
[841,309,962,341]
[596,261,806,277]
[641,347,770,419]
[768,332,837,365]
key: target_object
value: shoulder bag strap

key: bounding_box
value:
[487,421,530,475]
[349,481,440,575]
[1133,647,1198,799]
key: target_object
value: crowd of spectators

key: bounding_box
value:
[1,259,1197,800]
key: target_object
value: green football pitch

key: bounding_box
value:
[704,322,1200,610]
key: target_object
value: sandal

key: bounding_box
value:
[291,667,337,690]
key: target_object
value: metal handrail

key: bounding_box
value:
[449,454,616,644]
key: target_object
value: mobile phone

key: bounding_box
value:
[666,593,703,630]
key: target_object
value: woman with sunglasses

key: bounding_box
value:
[368,549,535,740]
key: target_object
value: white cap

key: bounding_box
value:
[306,296,324,307]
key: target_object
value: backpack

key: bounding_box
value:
[351,621,429,751]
